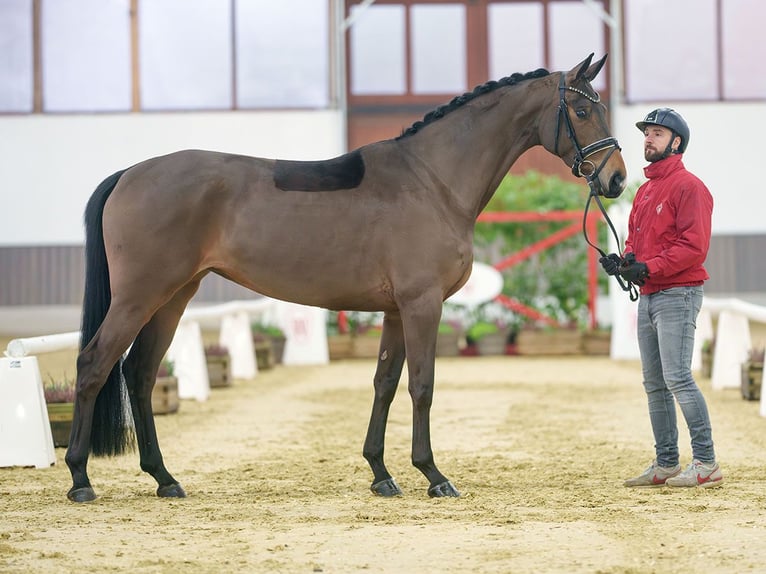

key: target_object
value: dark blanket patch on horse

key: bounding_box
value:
[274,151,365,191]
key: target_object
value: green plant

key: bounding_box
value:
[251,322,285,340]
[474,171,638,328]
[43,376,76,403]
[157,358,175,378]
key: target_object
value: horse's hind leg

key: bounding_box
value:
[363,311,407,496]
[122,279,202,498]
[66,308,150,502]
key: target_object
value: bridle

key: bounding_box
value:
[554,72,639,301]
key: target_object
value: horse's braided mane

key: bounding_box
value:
[396,68,550,140]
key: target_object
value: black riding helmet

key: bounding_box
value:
[636,108,690,154]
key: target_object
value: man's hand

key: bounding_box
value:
[599,253,622,276]
[619,255,649,286]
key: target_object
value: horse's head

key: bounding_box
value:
[540,54,626,199]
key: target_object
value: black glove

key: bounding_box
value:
[619,253,649,286]
[599,253,622,276]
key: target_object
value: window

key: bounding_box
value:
[139,0,233,110]
[410,4,466,94]
[624,0,766,102]
[236,0,329,108]
[348,0,610,103]
[349,4,407,95]
[42,0,131,112]
[0,0,331,114]
[488,3,544,81]
[0,0,33,113]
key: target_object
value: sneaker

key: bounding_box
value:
[624,460,681,488]
[666,460,723,488]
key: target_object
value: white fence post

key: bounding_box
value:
[0,356,56,468]
[167,320,210,402]
[711,310,751,391]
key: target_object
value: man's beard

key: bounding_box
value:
[644,147,666,163]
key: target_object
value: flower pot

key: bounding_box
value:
[475,330,509,356]
[582,330,611,356]
[269,335,286,364]
[516,329,582,355]
[47,402,74,447]
[352,334,381,359]
[328,334,354,360]
[741,361,763,401]
[153,376,180,415]
[436,330,460,357]
[206,354,232,388]
[254,340,275,370]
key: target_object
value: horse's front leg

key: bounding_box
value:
[363,312,407,496]
[401,293,460,498]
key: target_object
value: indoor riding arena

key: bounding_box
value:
[2,342,766,573]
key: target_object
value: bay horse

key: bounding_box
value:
[65,54,626,502]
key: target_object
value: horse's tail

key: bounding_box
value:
[80,168,134,457]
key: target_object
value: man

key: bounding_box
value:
[600,108,722,488]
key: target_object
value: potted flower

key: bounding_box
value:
[251,322,286,367]
[436,321,461,357]
[43,376,75,447]
[153,358,179,414]
[741,346,764,401]
[462,302,517,356]
[204,344,232,388]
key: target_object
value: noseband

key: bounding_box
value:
[553,73,639,301]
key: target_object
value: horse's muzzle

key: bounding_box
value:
[603,172,625,199]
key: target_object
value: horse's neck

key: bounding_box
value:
[399,78,552,218]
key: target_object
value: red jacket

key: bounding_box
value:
[624,153,713,295]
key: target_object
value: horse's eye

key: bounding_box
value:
[576,109,588,119]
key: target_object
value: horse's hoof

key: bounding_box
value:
[67,486,97,503]
[370,478,402,497]
[428,480,460,498]
[157,483,187,498]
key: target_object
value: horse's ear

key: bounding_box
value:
[577,53,608,82]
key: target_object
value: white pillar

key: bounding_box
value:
[167,320,210,402]
[711,310,751,390]
[272,302,329,365]
[219,311,257,380]
[0,356,56,468]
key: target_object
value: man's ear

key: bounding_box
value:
[672,135,681,151]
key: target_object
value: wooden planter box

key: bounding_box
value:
[436,331,460,357]
[254,340,275,370]
[582,331,611,356]
[206,354,232,388]
[153,376,180,415]
[740,361,763,401]
[328,334,354,360]
[516,329,582,355]
[352,334,381,359]
[475,331,509,356]
[270,335,286,364]
[47,402,74,447]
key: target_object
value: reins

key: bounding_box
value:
[554,72,639,302]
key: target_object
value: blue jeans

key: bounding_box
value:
[636,286,716,466]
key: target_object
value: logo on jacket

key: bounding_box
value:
[656,202,663,215]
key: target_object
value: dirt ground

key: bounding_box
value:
[1,350,765,574]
